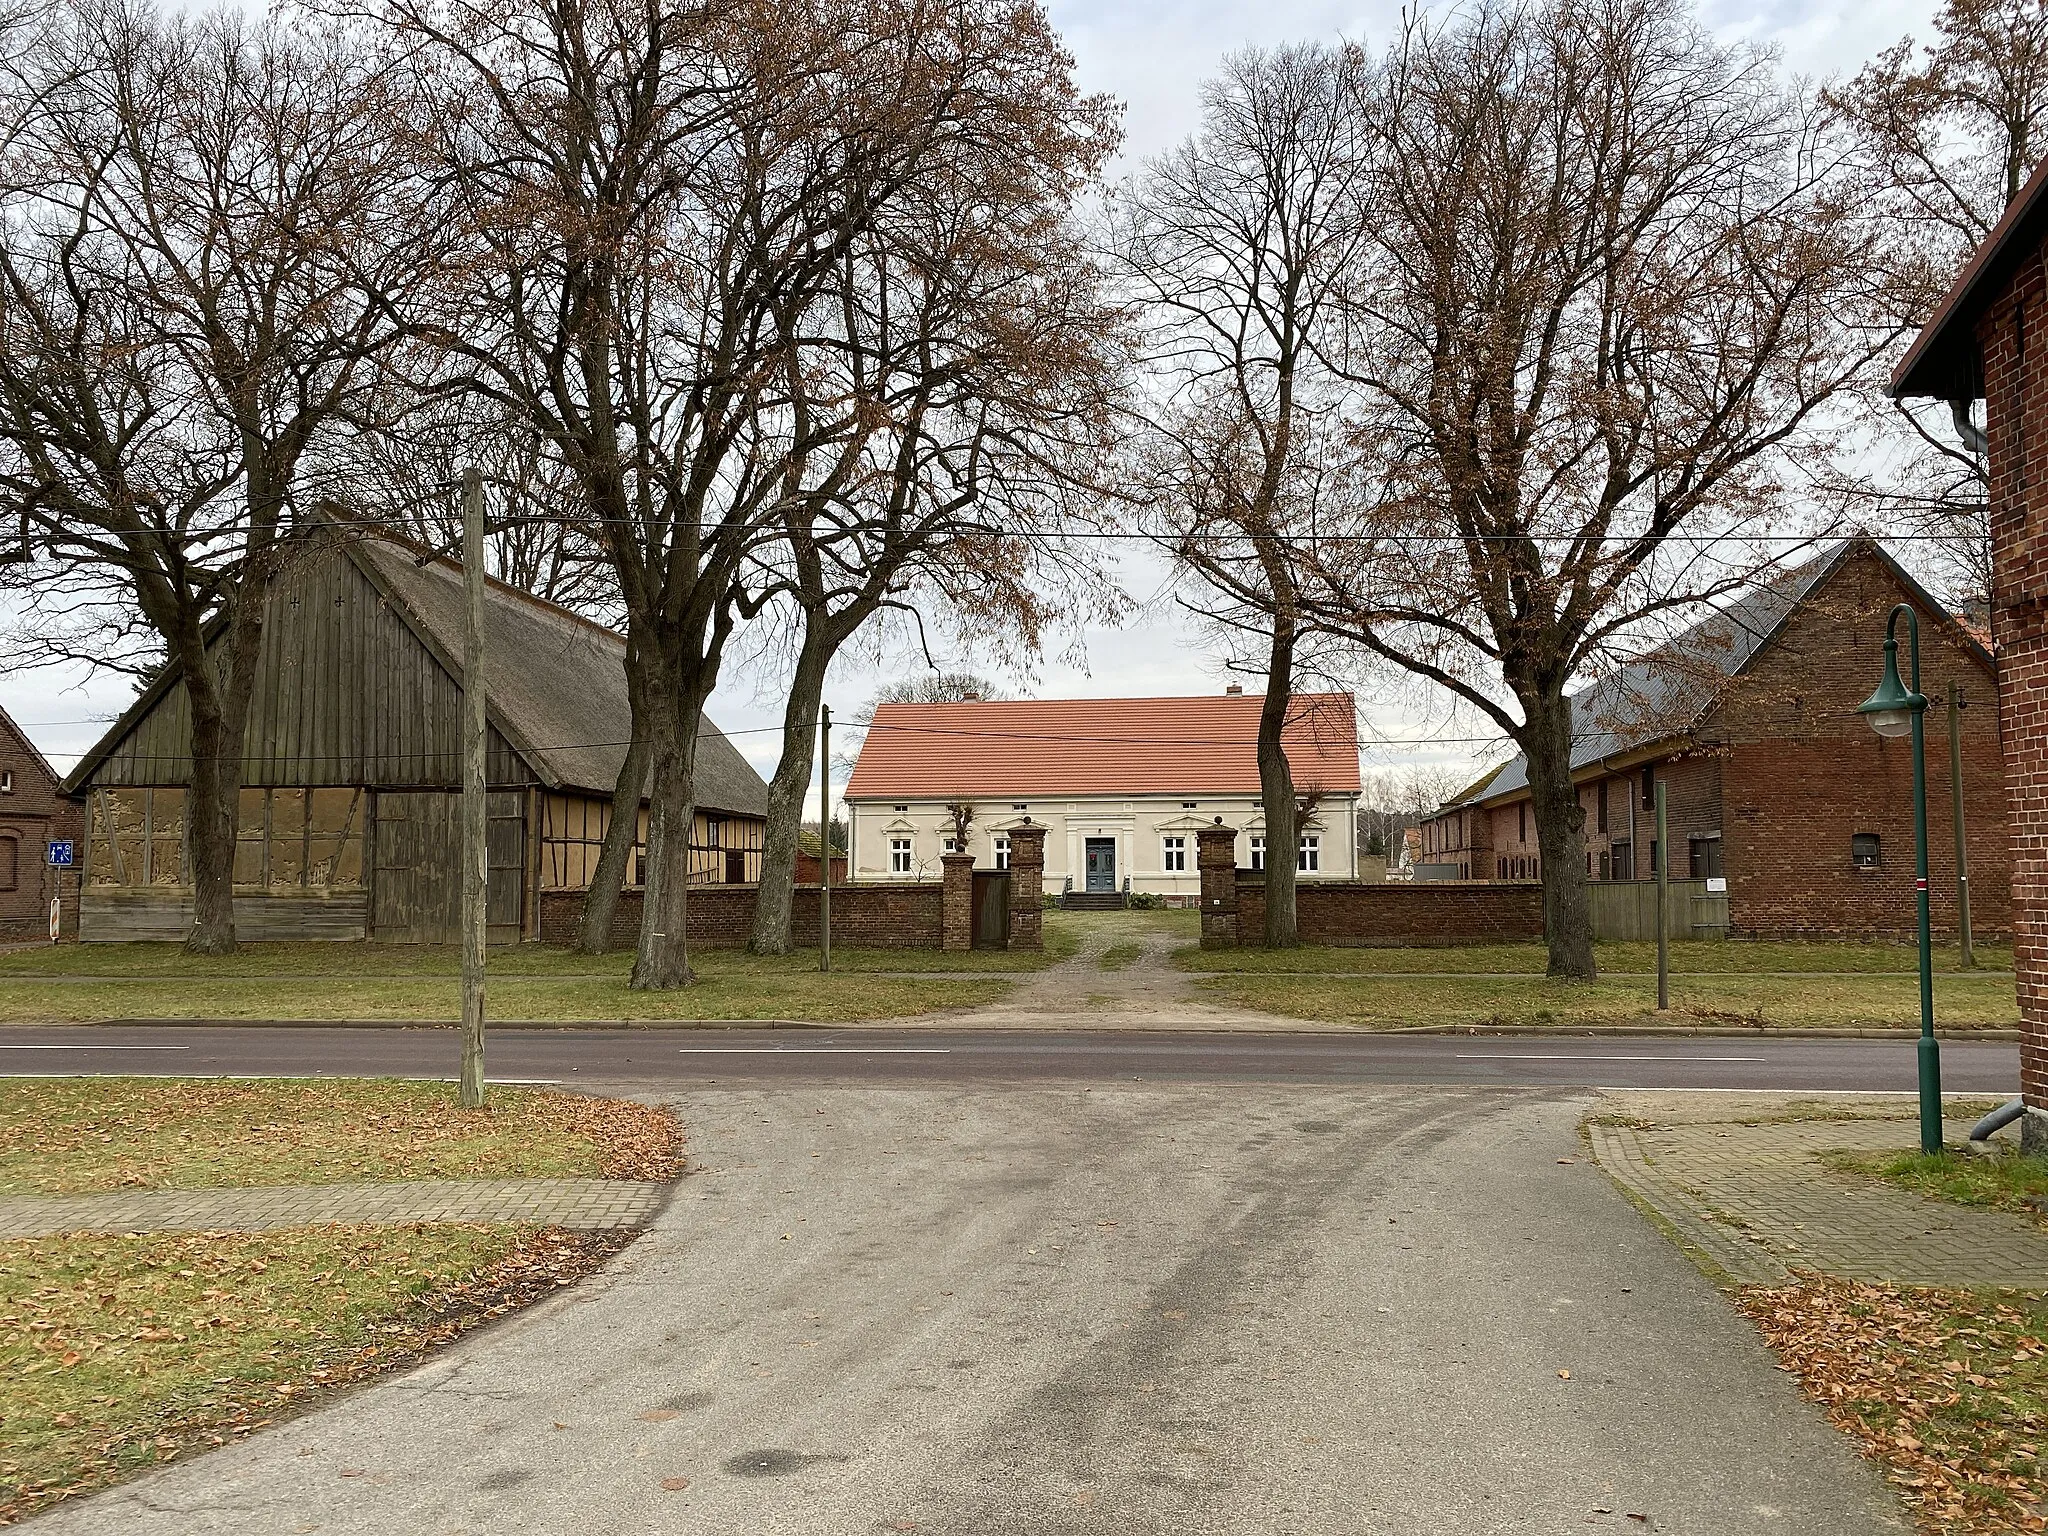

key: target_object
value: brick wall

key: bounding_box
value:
[1704,546,2010,941]
[1230,878,1544,947]
[538,883,945,949]
[0,712,80,942]
[1981,258,2048,1118]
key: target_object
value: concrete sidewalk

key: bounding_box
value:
[29,1083,1907,1535]
[1590,1092,2048,1287]
[0,1177,668,1238]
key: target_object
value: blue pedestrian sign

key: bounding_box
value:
[47,840,73,868]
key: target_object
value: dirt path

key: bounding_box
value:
[948,912,1304,1031]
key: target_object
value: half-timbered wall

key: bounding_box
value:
[538,793,763,889]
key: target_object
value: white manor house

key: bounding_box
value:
[841,690,1363,903]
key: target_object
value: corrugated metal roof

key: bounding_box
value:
[843,692,1362,799]
[352,539,768,816]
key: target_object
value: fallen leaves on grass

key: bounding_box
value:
[0,1079,682,1193]
[531,1092,682,1182]
[0,1223,632,1525]
[1738,1274,2048,1533]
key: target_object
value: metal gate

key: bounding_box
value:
[371,791,525,944]
[971,870,1011,949]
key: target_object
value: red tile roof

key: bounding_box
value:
[843,693,1361,799]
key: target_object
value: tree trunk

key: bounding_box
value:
[184,692,241,956]
[749,630,829,955]
[1257,626,1299,949]
[1521,689,1596,980]
[576,654,651,955]
[631,677,708,990]
[179,595,266,956]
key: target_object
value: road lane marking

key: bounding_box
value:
[676,1047,953,1054]
[0,1044,191,1051]
[1454,1053,1767,1063]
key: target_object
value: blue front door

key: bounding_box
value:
[1085,839,1116,893]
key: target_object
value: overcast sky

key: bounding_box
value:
[4,0,1946,792]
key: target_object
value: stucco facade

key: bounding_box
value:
[846,792,1361,901]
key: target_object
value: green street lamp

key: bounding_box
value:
[1858,603,1942,1155]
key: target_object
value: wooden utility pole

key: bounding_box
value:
[1948,689,1976,969]
[459,468,488,1107]
[1655,780,1670,1012]
[819,703,832,974]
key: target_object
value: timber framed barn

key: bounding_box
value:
[63,528,768,943]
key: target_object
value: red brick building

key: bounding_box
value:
[1417,539,2008,940]
[0,702,80,942]
[1896,155,2048,1149]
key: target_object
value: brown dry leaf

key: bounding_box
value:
[1558,1369,1571,1380]
[1737,1275,2048,1536]
[660,1477,691,1492]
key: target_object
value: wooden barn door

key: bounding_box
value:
[373,791,525,944]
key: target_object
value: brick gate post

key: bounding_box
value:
[940,852,975,952]
[1005,822,1046,951]
[1197,823,1241,949]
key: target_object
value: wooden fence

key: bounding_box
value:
[1585,879,1730,942]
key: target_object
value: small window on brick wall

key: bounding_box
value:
[1851,833,1881,870]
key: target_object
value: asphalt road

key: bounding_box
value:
[0,1023,2022,1095]
[30,1083,1909,1536]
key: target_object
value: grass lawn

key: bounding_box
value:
[1177,937,2013,975]
[0,1078,682,1195]
[0,970,1008,1025]
[1198,970,2020,1031]
[0,935,1069,979]
[1842,1149,2048,1228]
[0,935,1048,1024]
[1,1223,626,1523]
[1740,1276,2048,1535]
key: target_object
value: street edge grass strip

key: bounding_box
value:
[1738,1274,2048,1535]
[0,1080,685,1196]
[1,1223,635,1527]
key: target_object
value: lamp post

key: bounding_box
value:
[1857,603,1942,1154]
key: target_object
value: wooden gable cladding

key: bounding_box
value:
[85,541,534,790]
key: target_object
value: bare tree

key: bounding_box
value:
[389,0,1118,987]
[1824,0,2048,606]
[743,103,1122,954]
[333,391,618,613]
[1114,43,1373,947]
[1307,0,1895,978]
[0,0,429,952]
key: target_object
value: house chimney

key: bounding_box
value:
[960,690,981,701]
[1225,683,1243,695]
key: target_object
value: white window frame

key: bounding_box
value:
[0,769,12,794]
[889,837,913,874]
[1249,834,1265,871]
[1161,835,1187,873]
[1298,834,1320,873]
[993,835,1010,870]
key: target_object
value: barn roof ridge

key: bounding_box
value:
[62,526,769,819]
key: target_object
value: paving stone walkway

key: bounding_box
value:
[1590,1091,2048,1288]
[0,1176,669,1239]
